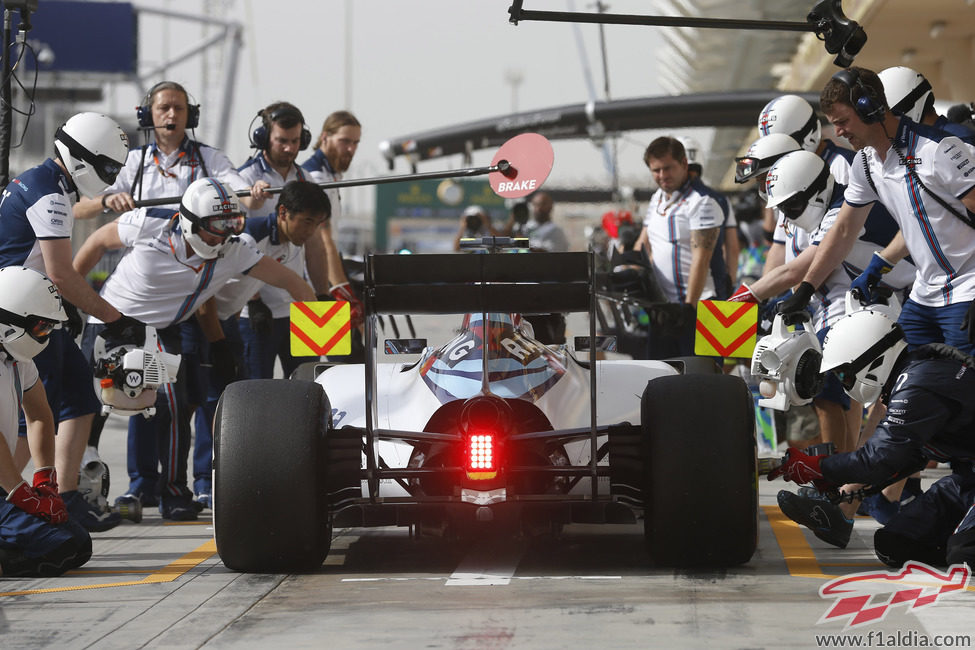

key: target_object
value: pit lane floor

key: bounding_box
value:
[2,412,973,649]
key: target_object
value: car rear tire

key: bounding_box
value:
[641,373,756,567]
[214,379,330,572]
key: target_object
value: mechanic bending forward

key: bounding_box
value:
[74,81,261,513]
[0,112,142,533]
[636,136,729,357]
[211,180,330,416]
[778,66,975,356]
[301,110,365,341]
[0,267,93,577]
[770,302,975,568]
[74,178,315,520]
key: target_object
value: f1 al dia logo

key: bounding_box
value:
[818,561,970,628]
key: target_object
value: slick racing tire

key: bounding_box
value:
[641,374,757,567]
[214,379,331,572]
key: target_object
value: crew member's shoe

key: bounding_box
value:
[116,491,158,508]
[160,495,198,521]
[62,490,122,533]
[777,490,853,549]
[193,493,212,511]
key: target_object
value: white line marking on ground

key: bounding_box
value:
[445,539,528,586]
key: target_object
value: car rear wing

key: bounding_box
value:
[359,250,601,501]
[366,251,592,315]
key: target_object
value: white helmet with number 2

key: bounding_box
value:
[764,150,835,234]
[178,178,245,259]
[757,95,821,153]
[54,112,129,199]
[0,266,65,362]
[820,295,906,407]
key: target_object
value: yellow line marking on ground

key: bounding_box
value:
[0,539,217,597]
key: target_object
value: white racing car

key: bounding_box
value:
[213,243,758,572]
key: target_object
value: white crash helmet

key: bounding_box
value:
[757,95,822,153]
[820,296,906,407]
[178,178,245,259]
[53,112,129,199]
[879,66,933,123]
[735,133,801,202]
[676,136,703,173]
[764,150,835,234]
[0,266,65,362]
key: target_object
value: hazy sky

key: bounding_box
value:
[109,0,682,204]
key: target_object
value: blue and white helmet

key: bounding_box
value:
[0,267,65,362]
[178,178,245,259]
[757,95,821,153]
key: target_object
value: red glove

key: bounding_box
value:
[729,283,759,303]
[329,282,364,329]
[766,448,828,488]
[6,480,68,524]
[32,466,61,503]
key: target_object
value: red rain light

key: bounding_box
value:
[465,431,498,480]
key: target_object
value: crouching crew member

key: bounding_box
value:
[770,301,975,567]
[0,267,91,577]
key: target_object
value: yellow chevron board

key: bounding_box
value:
[694,300,758,359]
[290,301,351,356]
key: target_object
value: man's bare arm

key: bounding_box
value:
[685,226,719,304]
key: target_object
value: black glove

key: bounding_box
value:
[247,299,273,335]
[101,314,146,347]
[961,300,975,345]
[62,299,83,338]
[208,338,241,388]
[776,282,815,326]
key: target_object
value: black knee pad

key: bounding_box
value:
[946,528,975,567]
[874,527,946,568]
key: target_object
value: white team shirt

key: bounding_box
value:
[106,137,247,207]
[0,355,38,451]
[236,156,310,317]
[844,118,975,307]
[644,181,721,302]
[528,221,569,252]
[91,208,264,329]
[213,218,305,320]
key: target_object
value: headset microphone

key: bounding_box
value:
[137,124,176,131]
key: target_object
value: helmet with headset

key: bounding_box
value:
[54,112,129,198]
[820,294,906,406]
[756,95,822,153]
[135,81,201,130]
[0,266,66,362]
[734,133,801,201]
[178,178,245,259]
[878,66,933,123]
[830,68,887,125]
[764,150,834,234]
[250,103,312,151]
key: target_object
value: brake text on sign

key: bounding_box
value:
[497,179,537,192]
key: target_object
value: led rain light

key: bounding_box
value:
[466,432,499,479]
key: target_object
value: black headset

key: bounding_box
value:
[831,69,886,125]
[136,81,200,129]
[250,105,312,151]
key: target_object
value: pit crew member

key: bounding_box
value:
[778,67,975,356]
[770,302,975,568]
[0,112,139,532]
[73,178,315,520]
[0,266,92,577]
